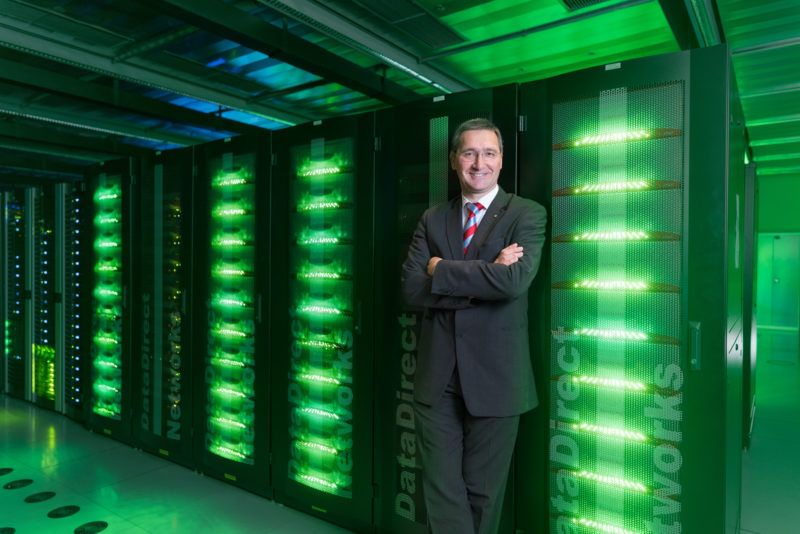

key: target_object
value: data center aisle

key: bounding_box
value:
[0,396,354,534]
[741,330,800,534]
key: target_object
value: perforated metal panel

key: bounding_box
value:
[549,81,685,534]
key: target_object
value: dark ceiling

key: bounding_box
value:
[0,0,797,184]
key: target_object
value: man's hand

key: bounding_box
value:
[427,256,442,276]
[493,243,523,265]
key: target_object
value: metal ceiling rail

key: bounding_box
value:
[260,0,472,93]
[0,13,310,126]
[149,0,423,106]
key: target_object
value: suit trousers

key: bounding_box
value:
[414,368,520,534]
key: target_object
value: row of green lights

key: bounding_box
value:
[93,406,120,418]
[572,422,647,442]
[572,375,646,391]
[576,130,650,146]
[575,231,648,241]
[297,373,341,387]
[571,517,640,534]
[575,328,648,341]
[296,338,343,352]
[553,179,682,197]
[212,417,247,430]
[553,127,682,150]
[300,406,340,421]
[573,469,648,492]
[212,170,252,188]
[574,181,649,194]
[296,440,339,456]
[297,270,343,281]
[574,280,647,290]
[94,238,120,248]
[210,443,252,462]
[296,473,339,493]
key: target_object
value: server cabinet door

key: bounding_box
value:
[87,158,134,443]
[59,182,89,421]
[270,114,374,533]
[133,149,194,466]
[4,188,28,399]
[517,45,743,534]
[193,135,270,496]
[31,185,57,410]
[373,85,519,534]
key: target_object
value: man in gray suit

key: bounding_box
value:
[401,118,546,534]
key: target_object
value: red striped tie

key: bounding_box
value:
[462,202,484,256]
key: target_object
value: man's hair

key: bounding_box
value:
[450,118,504,154]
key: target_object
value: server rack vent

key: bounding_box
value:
[549,81,685,533]
[206,165,257,464]
[91,175,124,420]
[33,188,56,404]
[64,188,84,410]
[287,139,356,498]
[4,193,26,397]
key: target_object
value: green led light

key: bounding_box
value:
[212,170,252,187]
[296,440,339,456]
[576,181,648,193]
[574,470,648,492]
[297,339,342,352]
[213,417,246,430]
[95,215,120,225]
[299,201,341,211]
[211,445,249,461]
[94,335,120,345]
[211,357,247,368]
[572,422,646,442]
[213,387,247,399]
[95,238,120,248]
[574,328,647,341]
[300,236,340,246]
[95,287,120,298]
[96,360,120,369]
[571,517,639,534]
[300,407,340,421]
[297,373,341,386]
[96,192,120,201]
[300,166,340,177]
[297,270,342,281]
[215,328,248,338]
[93,406,119,417]
[95,383,120,394]
[574,280,647,290]
[576,130,650,146]
[297,473,339,491]
[213,296,249,309]
[572,375,646,391]
[574,231,649,241]
[213,237,247,247]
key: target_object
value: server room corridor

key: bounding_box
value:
[0,328,797,533]
[0,397,354,534]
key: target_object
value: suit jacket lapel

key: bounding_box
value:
[466,187,511,260]
[445,197,463,260]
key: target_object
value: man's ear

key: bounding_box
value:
[449,151,456,170]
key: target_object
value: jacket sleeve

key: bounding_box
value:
[400,209,473,310]
[430,200,546,301]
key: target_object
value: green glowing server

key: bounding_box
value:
[194,135,269,494]
[516,45,745,534]
[133,149,194,465]
[270,115,373,532]
[372,86,520,534]
[87,159,133,441]
[2,188,27,399]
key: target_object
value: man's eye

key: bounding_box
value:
[461,151,474,158]
[485,151,497,158]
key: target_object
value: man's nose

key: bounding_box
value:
[473,153,483,166]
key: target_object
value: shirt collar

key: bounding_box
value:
[462,185,499,211]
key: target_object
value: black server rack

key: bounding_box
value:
[516,45,745,534]
[3,188,27,399]
[373,86,519,534]
[87,159,133,442]
[133,149,194,465]
[58,181,89,421]
[193,135,270,494]
[270,115,374,532]
[31,185,57,410]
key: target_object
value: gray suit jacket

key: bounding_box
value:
[401,187,547,417]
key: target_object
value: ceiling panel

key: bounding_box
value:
[0,0,795,182]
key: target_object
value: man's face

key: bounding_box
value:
[450,129,503,200]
